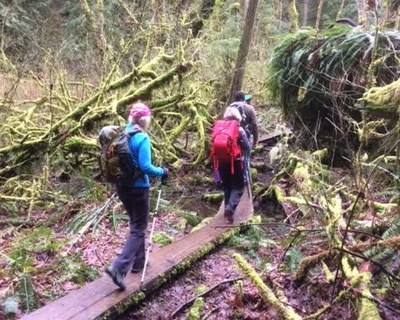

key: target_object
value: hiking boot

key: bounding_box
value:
[131,262,147,273]
[131,264,145,273]
[105,266,126,290]
[224,210,234,224]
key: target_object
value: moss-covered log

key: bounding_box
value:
[0,51,212,211]
[358,78,400,112]
[233,253,302,320]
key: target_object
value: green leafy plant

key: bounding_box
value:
[55,254,98,285]
[17,274,39,312]
[228,224,274,251]
[8,227,62,274]
[285,247,303,273]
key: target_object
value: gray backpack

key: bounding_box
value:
[98,126,142,183]
[228,102,247,126]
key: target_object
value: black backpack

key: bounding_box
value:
[98,126,142,183]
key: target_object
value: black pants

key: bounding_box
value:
[112,186,149,275]
[218,160,244,214]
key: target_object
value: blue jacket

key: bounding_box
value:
[120,124,164,188]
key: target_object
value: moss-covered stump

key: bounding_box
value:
[267,26,400,154]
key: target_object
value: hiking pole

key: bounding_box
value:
[246,169,252,198]
[140,185,162,288]
[245,154,252,198]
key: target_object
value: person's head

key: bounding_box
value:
[233,90,245,102]
[244,94,252,103]
[223,106,242,122]
[128,102,151,130]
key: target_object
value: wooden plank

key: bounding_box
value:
[22,191,253,320]
[258,129,292,144]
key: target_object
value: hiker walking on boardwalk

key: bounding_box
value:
[104,102,168,290]
[211,106,250,223]
[228,90,259,188]
[231,90,259,148]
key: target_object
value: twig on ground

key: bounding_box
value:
[279,229,301,267]
[169,277,243,319]
[201,306,219,320]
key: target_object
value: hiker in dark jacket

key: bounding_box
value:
[232,90,259,147]
[218,106,251,223]
[244,93,259,145]
[105,102,168,290]
[229,90,258,188]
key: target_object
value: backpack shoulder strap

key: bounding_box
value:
[125,124,143,135]
[127,130,142,137]
[229,102,245,117]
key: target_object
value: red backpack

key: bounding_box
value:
[210,119,242,174]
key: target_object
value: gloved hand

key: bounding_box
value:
[161,167,169,185]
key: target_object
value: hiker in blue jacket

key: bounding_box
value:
[105,102,168,290]
[219,106,251,223]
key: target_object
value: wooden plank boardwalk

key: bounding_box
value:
[22,191,253,320]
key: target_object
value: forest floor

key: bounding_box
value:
[1,124,399,320]
[115,136,400,320]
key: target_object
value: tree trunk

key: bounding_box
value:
[302,0,309,27]
[228,0,259,103]
[336,0,347,20]
[80,0,107,72]
[287,0,299,33]
[355,0,367,25]
[384,0,400,28]
[315,0,324,31]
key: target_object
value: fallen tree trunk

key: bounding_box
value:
[233,253,302,320]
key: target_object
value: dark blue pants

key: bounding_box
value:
[218,160,244,214]
[112,186,149,275]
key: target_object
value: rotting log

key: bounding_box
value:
[233,253,302,320]
[341,257,382,320]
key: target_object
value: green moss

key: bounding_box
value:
[312,148,328,161]
[249,215,261,224]
[187,297,204,320]
[176,217,187,231]
[201,193,224,203]
[250,167,258,179]
[272,185,286,203]
[358,296,381,320]
[186,175,214,186]
[97,291,146,319]
[194,284,208,295]
[191,217,213,233]
[359,77,400,111]
[178,211,202,227]
[233,253,302,320]
[152,231,173,246]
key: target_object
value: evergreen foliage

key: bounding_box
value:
[266,25,400,154]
